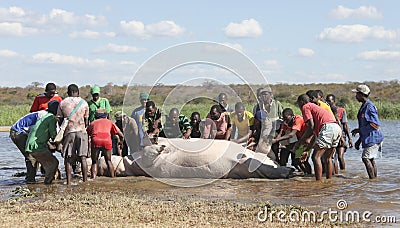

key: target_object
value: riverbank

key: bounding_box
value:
[0,126,10,132]
[0,177,356,227]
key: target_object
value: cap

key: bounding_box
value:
[114,111,126,120]
[352,84,370,96]
[259,87,272,94]
[90,85,100,95]
[139,92,150,100]
[95,108,108,119]
[46,100,59,114]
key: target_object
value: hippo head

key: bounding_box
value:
[140,144,166,168]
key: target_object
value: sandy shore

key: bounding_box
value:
[0,177,359,227]
[0,126,10,132]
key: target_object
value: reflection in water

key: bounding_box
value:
[0,120,399,218]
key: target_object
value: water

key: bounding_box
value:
[1,120,399,220]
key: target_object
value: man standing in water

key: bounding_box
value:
[294,94,342,181]
[57,84,89,185]
[351,85,383,179]
[326,94,353,171]
[25,100,60,184]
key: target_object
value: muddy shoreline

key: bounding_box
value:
[0,176,362,227]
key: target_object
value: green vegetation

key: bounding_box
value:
[0,105,30,126]
[1,81,399,126]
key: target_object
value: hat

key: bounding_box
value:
[90,85,100,95]
[259,87,272,94]
[352,84,370,96]
[139,92,150,100]
[114,111,126,120]
[95,108,108,119]
[47,100,59,114]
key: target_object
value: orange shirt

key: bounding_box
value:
[30,93,63,112]
[281,114,306,139]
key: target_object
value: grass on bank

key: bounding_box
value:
[1,100,399,126]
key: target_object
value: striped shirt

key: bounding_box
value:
[162,114,191,138]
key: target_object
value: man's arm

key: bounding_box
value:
[293,119,314,151]
[273,129,297,144]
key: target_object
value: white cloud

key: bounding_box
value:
[0,6,27,22]
[264,60,280,70]
[38,8,107,26]
[297,48,315,57]
[69,29,116,39]
[0,49,19,57]
[356,50,400,60]
[119,61,136,65]
[318,24,399,42]
[120,20,184,38]
[224,19,263,38]
[32,52,106,66]
[92,43,146,54]
[0,6,107,35]
[0,22,38,36]
[329,5,383,19]
[222,43,244,52]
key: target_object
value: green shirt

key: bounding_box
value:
[162,114,191,138]
[88,97,111,123]
[25,112,57,153]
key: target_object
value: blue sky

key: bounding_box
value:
[0,1,399,87]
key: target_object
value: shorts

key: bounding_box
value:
[362,143,382,159]
[316,122,342,149]
[62,131,88,158]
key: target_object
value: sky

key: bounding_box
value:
[0,1,399,87]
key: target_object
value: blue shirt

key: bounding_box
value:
[357,99,384,147]
[11,110,48,134]
[131,106,146,146]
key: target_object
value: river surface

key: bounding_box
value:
[1,120,399,222]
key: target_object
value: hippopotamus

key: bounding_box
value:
[92,137,292,180]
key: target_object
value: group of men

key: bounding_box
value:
[140,85,384,182]
[10,82,384,184]
[10,83,126,184]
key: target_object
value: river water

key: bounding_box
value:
[1,120,399,222]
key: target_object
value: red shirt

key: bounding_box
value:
[337,107,345,120]
[301,103,336,136]
[281,114,306,139]
[30,93,63,112]
[87,118,120,150]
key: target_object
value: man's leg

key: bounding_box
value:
[102,149,115,177]
[362,158,376,179]
[65,157,73,185]
[324,147,335,179]
[91,148,100,179]
[371,159,377,177]
[10,131,38,182]
[337,146,346,170]
[31,150,59,184]
[312,146,326,181]
[80,156,88,182]
[279,148,290,166]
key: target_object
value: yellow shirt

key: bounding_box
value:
[317,100,335,118]
[230,111,254,136]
